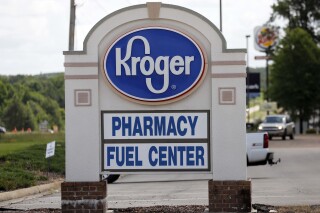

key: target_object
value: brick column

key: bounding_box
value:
[208,180,251,212]
[61,181,107,213]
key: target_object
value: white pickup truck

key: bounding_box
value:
[247,132,279,166]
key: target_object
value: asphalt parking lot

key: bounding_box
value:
[1,134,319,210]
[249,134,320,205]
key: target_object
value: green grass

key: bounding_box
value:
[0,133,65,191]
[0,132,64,156]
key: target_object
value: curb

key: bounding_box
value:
[0,181,62,202]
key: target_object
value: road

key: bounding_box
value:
[1,135,319,210]
[249,134,320,205]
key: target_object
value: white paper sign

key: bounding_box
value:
[46,141,56,158]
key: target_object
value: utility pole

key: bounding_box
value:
[219,0,222,32]
[69,0,76,51]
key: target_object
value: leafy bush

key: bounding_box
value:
[0,136,65,191]
[306,129,317,134]
[0,167,36,191]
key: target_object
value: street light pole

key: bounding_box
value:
[246,35,251,124]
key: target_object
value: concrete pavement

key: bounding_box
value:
[0,181,62,209]
[1,135,319,210]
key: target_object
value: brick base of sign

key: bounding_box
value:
[208,180,251,212]
[61,181,107,213]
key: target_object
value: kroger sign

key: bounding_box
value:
[103,27,206,103]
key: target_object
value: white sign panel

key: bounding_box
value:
[104,143,208,170]
[103,112,208,139]
[101,110,210,172]
[45,141,56,158]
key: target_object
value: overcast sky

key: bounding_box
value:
[0,0,277,75]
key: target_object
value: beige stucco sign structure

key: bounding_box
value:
[63,3,250,212]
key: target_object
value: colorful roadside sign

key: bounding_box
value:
[254,25,279,52]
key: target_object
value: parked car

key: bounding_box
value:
[258,115,295,140]
[0,126,6,134]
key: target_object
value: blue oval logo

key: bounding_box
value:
[103,27,206,103]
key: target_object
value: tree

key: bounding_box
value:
[270,0,320,43]
[0,80,8,113]
[0,73,65,131]
[269,28,320,133]
[0,77,14,114]
[2,97,36,131]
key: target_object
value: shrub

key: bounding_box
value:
[306,129,317,134]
